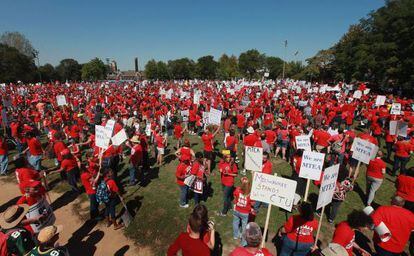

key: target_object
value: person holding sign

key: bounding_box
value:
[232,177,254,245]
[175,160,191,208]
[218,152,238,216]
[278,202,318,256]
[392,136,413,176]
[331,210,373,256]
[230,222,274,256]
[370,196,414,256]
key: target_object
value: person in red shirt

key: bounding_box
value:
[278,202,318,256]
[52,132,68,167]
[167,213,210,256]
[102,169,123,230]
[252,152,272,215]
[225,129,238,160]
[392,137,412,176]
[275,125,289,160]
[366,151,386,206]
[190,152,206,205]
[173,120,186,149]
[176,160,191,208]
[384,129,396,161]
[201,126,219,175]
[14,156,42,195]
[233,177,254,245]
[0,134,8,175]
[80,163,100,220]
[127,135,143,185]
[371,196,414,255]
[395,167,414,212]
[218,152,238,216]
[236,111,246,140]
[58,149,80,193]
[175,139,195,163]
[332,210,373,256]
[23,131,44,171]
[313,126,331,153]
[155,126,167,166]
[230,222,274,256]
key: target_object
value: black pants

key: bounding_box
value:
[328,200,342,221]
[386,142,393,160]
[89,194,99,219]
[67,168,80,192]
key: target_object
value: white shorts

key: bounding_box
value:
[157,147,165,155]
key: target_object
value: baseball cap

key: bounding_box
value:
[37,225,63,244]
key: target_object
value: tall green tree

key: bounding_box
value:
[0,43,37,83]
[217,54,239,80]
[157,61,170,80]
[0,31,37,59]
[265,56,284,79]
[167,58,195,79]
[238,49,265,79]
[56,59,81,81]
[196,55,218,79]
[81,58,106,81]
[144,59,158,80]
[38,63,58,82]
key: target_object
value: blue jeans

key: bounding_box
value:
[253,201,268,214]
[129,164,137,184]
[221,185,233,214]
[0,154,8,175]
[280,235,313,256]
[28,154,42,171]
[179,185,188,206]
[233,210,249,244]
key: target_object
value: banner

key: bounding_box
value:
[111,129,128,146]
[56,95,67,106]
[390,103,401,115]
[375,95,386,106]
[316,164,340,210]
[26,197,55,233]
[295,135,311,151]
[251,172,297,211]
[351,138,379,164]
[95,125,110,149]
[299,151,325,180]
[244,146,263,172]
[208,108,222,126]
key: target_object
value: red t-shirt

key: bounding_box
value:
[394,141,412,158]
[366,158,386,179]
[16,167,40,194]
[243,134,258,147]
[179,147,192,162]
[371,205,414,253]
[167,232,210,256]
[155,134,165,148]
[265,130,276,144]
[284,215,318,243]
[174,125,183,139]
[262,160,272,174]
[190,161,205,179]
[202,133,214,152]
[176,162,191,186]
[0,138,8,155]
[314,130,331,147]
[105,178,119,195]
[53,141,68,162]
[396,174,414,202]
[233,187,253,214]
[219,161,238,186]
[130,144,143,166]
[332,221,355,256]
[27,137,43,156]
[226,136,238,152]
[81,172,95,195]
[230,247,273,256]
[61,157,78,172]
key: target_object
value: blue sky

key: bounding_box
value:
[0,0,385,70]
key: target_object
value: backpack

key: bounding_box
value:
[95,180,110,204]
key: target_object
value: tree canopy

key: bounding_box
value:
[81,58,107,81]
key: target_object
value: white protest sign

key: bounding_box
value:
[375,95,386,106]
[299,151,325,180]
[244,146,263,172]
[56,95,67,106]
[390,103,401,115]
[180,110,189,117]
[111,129,128,146]
[353,90,362,99]
[397,121,408,137]
[364,88,370,95]
[145,123,151,137]
[26,197,55,233]
[295,135,311,151]
[104,119,116,138]
[251,172,297,211]
[95,125,110,149]
[202,111,209,126]
[208,108,222,126]
[351,138,379,164]
[166,89,173,99]
[389,121,398,135]
[193,93,201,104]
[316,164,340,210]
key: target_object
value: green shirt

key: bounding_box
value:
[5,227,35,256]
[26,246,68,256]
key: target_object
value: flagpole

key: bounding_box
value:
[282,40,287,79]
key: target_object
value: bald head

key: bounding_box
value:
[391,195,405,207]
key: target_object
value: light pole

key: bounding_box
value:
[33,50,42,82]
[282,40,287,79]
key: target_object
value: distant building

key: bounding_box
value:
[106,70,143,81]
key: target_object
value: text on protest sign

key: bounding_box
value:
[244,146,263,172]
[251,172,297,212]
[316,164,340,210]
[56,95,67,106]
[351,138,379,164]
[375,95,386,106]
[208,108,222,126]
[104,119,116,138]
[299,151,325,180]
[111,129,128,146]
[353,90,362,99]
[295,135,311,151]
[390,103,401,115]
[95,125,110,149]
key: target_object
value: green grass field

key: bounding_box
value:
[2,131,408,256]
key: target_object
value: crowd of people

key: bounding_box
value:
[0,79,413,255]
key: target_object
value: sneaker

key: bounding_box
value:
[241,169,247,176]
[328,219,334,224]
[233,237,239,240]
[179,204,189,208]
[216,211,227,217]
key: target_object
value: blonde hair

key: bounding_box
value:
[240,177,250,195]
